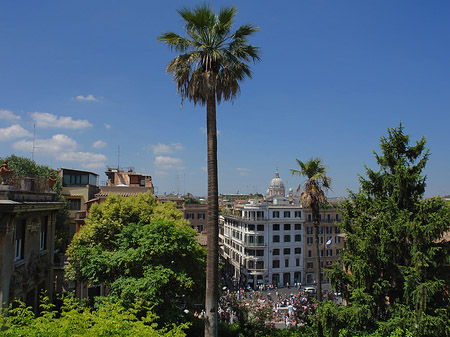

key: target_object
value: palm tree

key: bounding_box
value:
[158,5,259,336]
[291,157,331,302]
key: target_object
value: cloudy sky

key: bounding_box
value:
[1,1,449,197]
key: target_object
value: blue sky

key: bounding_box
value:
[1,1,449,197]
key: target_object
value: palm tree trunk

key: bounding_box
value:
[312,203,323,337]
[312,203,322,301]
[205,88,219,337]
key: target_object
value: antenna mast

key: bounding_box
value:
[31,123,38,161]
[117,146,120,170]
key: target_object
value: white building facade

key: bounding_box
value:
[219,171,305,289]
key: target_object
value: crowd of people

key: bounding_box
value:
[215,286,337,329]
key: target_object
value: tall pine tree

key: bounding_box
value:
[329,124,450,336]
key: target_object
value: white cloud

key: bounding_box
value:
[0,124,32,141]
[92,140,107,149]
[58,152,107,169]
[12,133,107,169]
[172,142,183,151]
[151,142,184,155]
[236,167,250,176]
[30,112,92,129]
[75,94,99,102]
[152,143,172,154]
[104,124,111,129]
[13,134,77,154]
[154,156,185,170]
[0,109,20,121]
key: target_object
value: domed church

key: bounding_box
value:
[266,170,285,199]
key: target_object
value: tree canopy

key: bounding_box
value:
[0,296,187,337]
[327,124,450,336]
[66,192,206,324]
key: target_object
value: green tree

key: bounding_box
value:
[291,157,331,301]
[0,296,188,336]
[158,5,260,336]
[66,192,206,324]
[328,124,450,336]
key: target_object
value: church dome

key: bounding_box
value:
[269,171,285,190]
[266,170,285,198]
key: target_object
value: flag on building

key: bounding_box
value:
[326,237,332,248]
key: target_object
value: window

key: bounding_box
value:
[320,236,324,244]
[294,211,302,218]
[273,224,280,231]
[295,234,301,242]
[248,260,254,269]
[273,260,280,268]
[256,236,264,244]
[326,249,333,257]
[283,211,290,218]
[273,211,280,218]
[326,226,332,234]
[284,223,291,230]
[308,250,312,257]
[327,214,331,223]
[40,216,48,251]
[273,235,280,243]
[68,198,81,210]
[296,258,300,267]
[307,237,313,245]
[256,250,264,256]
[15,219,25,261]
[335,236,341,244]
[307,227,313,235]
[63,173,90,186]
[186,213,194,220]
[248,224,255,231]
[257,224,264,231]
[335,226,340,234]
[284,235,291,242]
[273,248,280,255]
[256,261,264,269]
[318,226,323,234]
[336,214,340,221]
[283,248,290,255]
[295,223,301,230]
[307,214,312,222]
[307,262,313,269]
[295,247,301,254]
[197,213,205,220]
[285,259,289,267]
[320,249,324,257]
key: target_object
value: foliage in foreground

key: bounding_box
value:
[66,192,206,324]
[0,296,187,337]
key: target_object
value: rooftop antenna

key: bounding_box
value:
[176,175,179,195]
[117,146,120,170]
[31,123,40,161]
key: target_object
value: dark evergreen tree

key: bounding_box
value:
[329,124,450,336]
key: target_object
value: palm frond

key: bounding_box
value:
[159,4,260,106]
